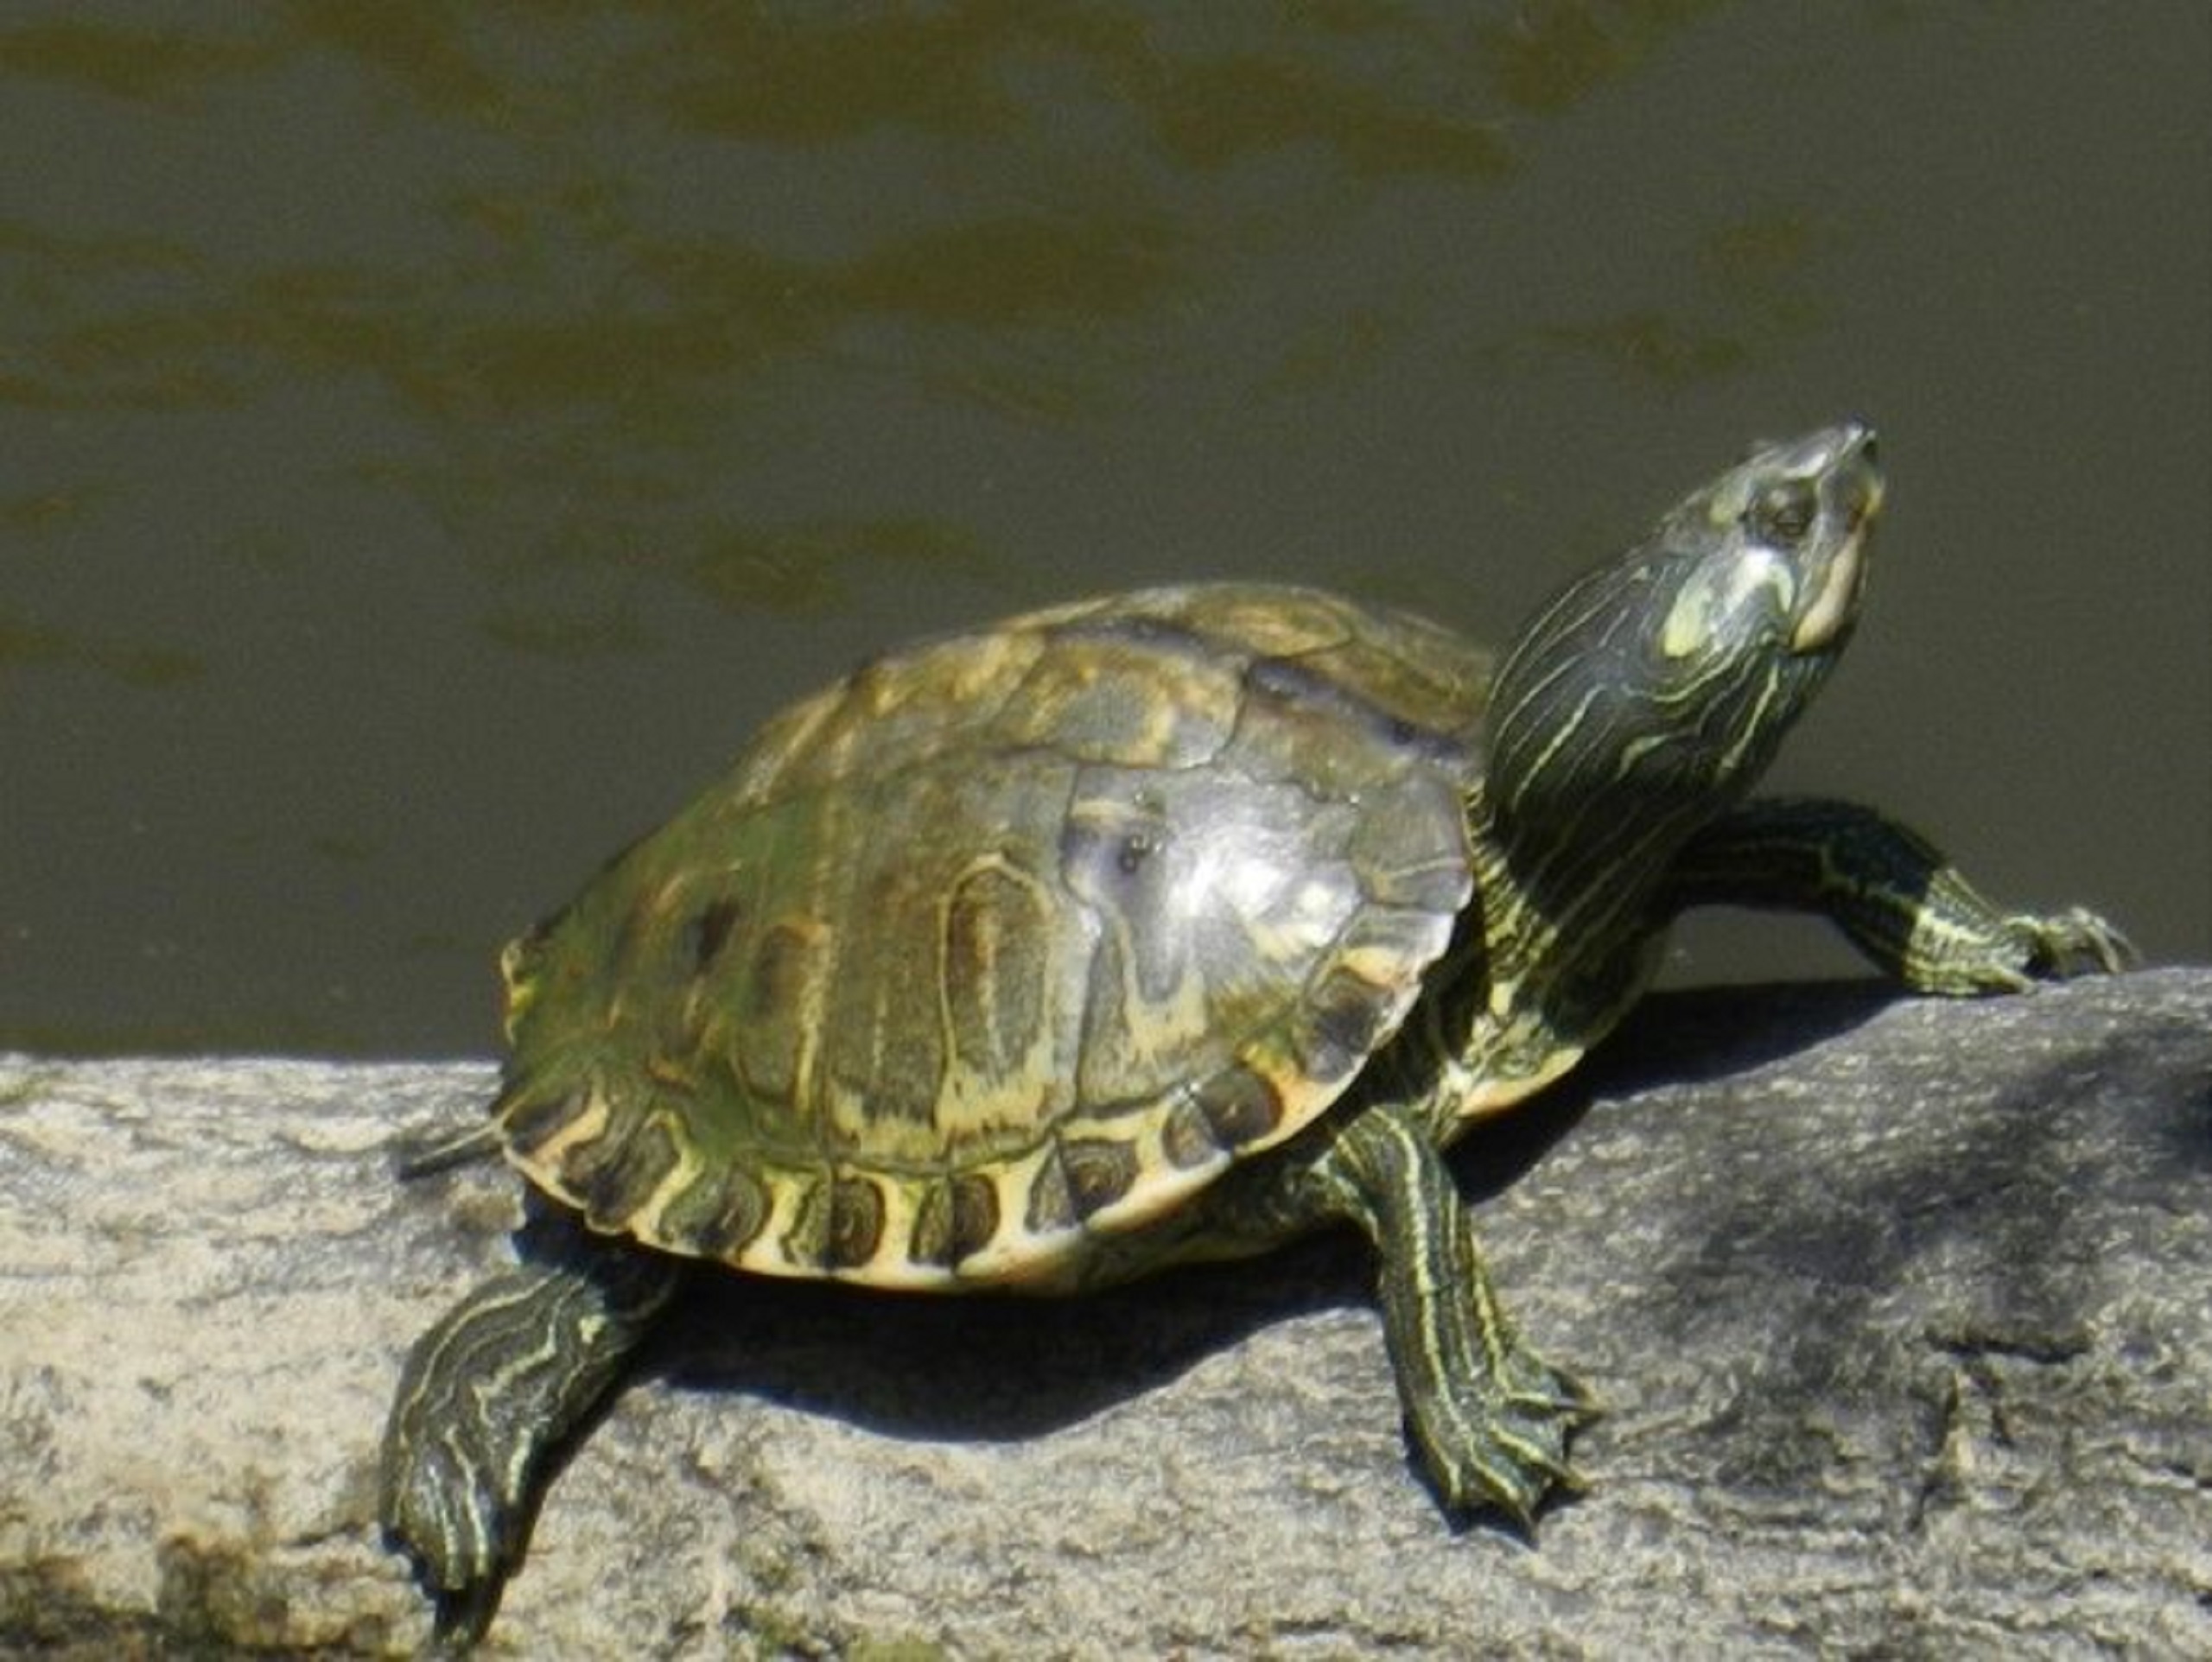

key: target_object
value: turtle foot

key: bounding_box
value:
[2012,905,2134,982]
[378,1231,680,1640]
[379,1300,538,1612]
[1405,1342,1597,1530]
[1925,904,2135,996]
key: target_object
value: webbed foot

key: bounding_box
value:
[1404,1336,1596,1527]
[1992,904,2133,986]
[1306,1107,1595,1531]
[379,1221,680,1640]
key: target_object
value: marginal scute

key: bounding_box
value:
[1291,968,1395,1085]
[1160,1094,1225,1170]
[1060,1137,1140,1219]
[654,1163,770,1259]
[908,1180,957,1268]
[783,1175,834,1267]
[824,1177,886,1270]
[1025,1149,1077,1235]
[560,1114,682,1231]
[1192,1065,1283,1150]
[950,1174,1001,1261]
[498,926,556,1040]
[499,1083,594,1158]
[908,1171,1004,1269]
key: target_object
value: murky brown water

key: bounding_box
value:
[3,3,2205,1055]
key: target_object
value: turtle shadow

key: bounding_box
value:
[379,977,1953,1637]
[640,1219,1366,1443]
[621,980,1892,1445]
[1583,976,1898,1092]
[638,1075,1580,1443]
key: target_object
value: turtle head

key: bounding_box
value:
[1484,422,1882,858]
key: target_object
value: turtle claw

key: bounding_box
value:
[1953,904,2135,994]
[379,1403,528,1652]
[425,1586,505,1658]
[379,1425,523,1599]
[2015,905,2135,981]
[1407,1344,1596,1530]
[379,1273,550,1616]
[379,1240,679,1642]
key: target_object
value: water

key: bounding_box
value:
[3,2,2205,1056]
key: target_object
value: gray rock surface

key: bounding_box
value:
[3,969,2208,1659]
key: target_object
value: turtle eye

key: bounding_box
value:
[1750,479,1818,547]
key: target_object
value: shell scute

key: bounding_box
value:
[650,1161,771,1260]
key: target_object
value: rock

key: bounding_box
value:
[3,968,2208,1658]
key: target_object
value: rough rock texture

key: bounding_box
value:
[3,969,2208,1659]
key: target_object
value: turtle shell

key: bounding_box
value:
[493,585,1492,1289]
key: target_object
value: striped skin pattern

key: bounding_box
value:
[491,585,1497,1291]
[382,424,2133,1636]
[378,1223,677,1611]
[1310,1107,1587,1525]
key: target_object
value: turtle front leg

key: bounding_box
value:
[380,1219,683,1640]
[1296,1107,1595,1527]
[1666,796,2133,994]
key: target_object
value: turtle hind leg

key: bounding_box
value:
[1300,1108,1597,1527]
[379,1218,683,1639]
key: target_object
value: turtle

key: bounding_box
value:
[379,422,2128,1639]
